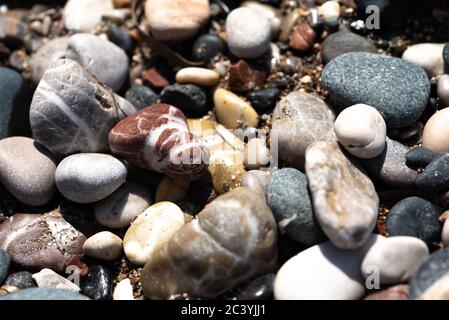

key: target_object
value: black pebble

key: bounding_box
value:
[387,196,442,247]
[416,150,449,191]
[106,27,135,56]
[4,271,36,289]
[81,265,112,300]
[125,85,159,109]
[237,274,275,300]
[0,250,10,285]
[246,88,280,114]
[444,43,449,74]
[192,34,226,63]
[406,147,436,169]
[160,83,209,116]
[355,0,412,30]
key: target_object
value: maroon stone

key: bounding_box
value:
[229,59,266,93]
[364,284,409,300]
[289,22,316,52]
[142,68,170,89]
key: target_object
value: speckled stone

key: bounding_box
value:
[0,288,90,300]
[387,197,443,247]
[0,250,10,285]
[363,138,418,188]
[406,147,436,169]
[322,52,430,128]
[4,272,36,289]
[416,149,449,191]
[321,30,377,63]
[265,168,325,247]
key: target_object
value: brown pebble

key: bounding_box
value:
[229,60,266,93]
[289,22,316,52]
[142,68,170,89]
[439,210,449,223]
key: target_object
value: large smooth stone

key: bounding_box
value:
[55,153,127,204]
[274,234,384,300]
[0,137,56,206]
[402,43,445,78]
[271,91,335,169]
[416,149,449,191]
[305,140,379,250]
[361,236,429,284]
[0,288,90,300]
[30,59,136,156]
[241,170,271,197]
[322,52,430,128]
[141,187,277,299]
[64,0,113,32]
[265,168,325,247]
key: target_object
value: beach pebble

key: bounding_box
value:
[106,27,134,56]
[416,149,449,191]
[444,43,449,73]
[322,52,430,128]
[64,0,113,32]
[306,140,379,250]
[94,182,151,229]
[214,88,259,129]
[240,170,270,197]
[318,0,340,25]
[241,1,281,38]
[30,59,136,156]
[246,88,279,114]
[321,30,377,64]
[364,138,418,188]
[443,219,449,246]
[55,153,127,204]
[237,274,275,300]
[175,68,220,87]
[82,232,122,261]
[4,272,35,289]
[225,7,271,59]
[271,91,335,169]
[123,202,185,265]
[274,234,384,300]
[406,147,437,169]
[141,187,277,299]
[417,272,449,300]
[387,197,443,247]
[265,168,325,247]
[155,176,190,203]
[109,104,210,181]
[0,288,90,300]
[160,84,209,116]
[422,107,449,154]
[0,137,56,206]
[0,10,28,45]
[409,247,449,299]
[32,269,80,292]
[364,284,409,300]
[125,85,158,109]
[229,59,266,93]
[191,34,226,63]
[361,236,429,284]
[334,104,386,159]
[244,138,270,170]
[144,0,210,42]
[402,43,445,78]
[0,250,9,285]
[81,265,112,300]
[113,278,134,300]
[0,211,86,271]
[288,22,316,52]
[437,74,449,106]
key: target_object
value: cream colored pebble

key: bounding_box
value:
[422,107,449,154]
[82,231,123,261]
[155,176,190,203]
[113,278,134,300]
[214,88,259,129]
[244,138,270,170]
[175,67,220,86]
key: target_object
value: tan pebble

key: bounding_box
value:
[208,150,246,194]
[438,74,449,107]
[244,138,270,170]
[175,67,220,86]
[318,0,340,24]
[82,231,123,261]
[155,176,190,203]
[214,88,259,129]
[279,9,300,42]
[241,170,271,196]
[113,278,134,300]
[402,43,445,78]
[123,202,185,265]
[422,107,449,153]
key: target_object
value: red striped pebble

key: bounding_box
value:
[109,104,210,181]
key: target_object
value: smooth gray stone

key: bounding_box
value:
[0,250,10,285]
[322,30,377,63]
[0,288,90,300]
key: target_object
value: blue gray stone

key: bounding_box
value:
[81,264,112,300]
[5,271,36,289]
[192,34,226,63]
[125,85,158,109]
[416,149,449,191]
[406,147,436,169]
[443,43,449,74]
[0,249,10,285]
[106,27,134,56]
[0,288,90,300]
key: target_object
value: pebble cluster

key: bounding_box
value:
[1,0,449,301]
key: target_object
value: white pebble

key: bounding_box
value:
[64,0,113,32]
[82,231,123,261]
[244,138,270,170]
[402,43,445,78]
[32,269,81,292]
[318,0,340,26]
[113,278,134,300]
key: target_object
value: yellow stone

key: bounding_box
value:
[155,176,190,203]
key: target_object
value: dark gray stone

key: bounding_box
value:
[0,249,10,285]
[443,43,449,74]
[107,27,134,56]
[265,168,325,247]
[0,288,90,300]
[81,265,112,300]
[322,30,377,63]
[160,83,209,116]
[246,88,279,114]
[387,197,443,247]
[355,0,412,30]
[406,147,437,169]
[192,34,226,63]
[409,247,449,299]
[5,271,36,289]
[322,52,430,128]
[125,85,158,109]
[237,274,275,300]
[416,150,449,191]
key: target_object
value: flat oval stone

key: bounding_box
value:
[237,274,275,300]
[364,138,418,189]
[322,52,430,128]
[82,231,122,261]
[4,272,35,289]
[94,182,152,229]
[55,153,127,204]
[214,88,259,129]
[123,202,185,265]
[322,30,377,64]
[271,91,335,169]
[141,187,277,299]
[274,234,384,300]
[406,147,437,169]
[176,68,220,87]
[226,7,271,59]
[361,236,429,284]
[416,149,449,191]
[30,59,136,156]
[422,108,449,154]
[305,140,379,250]
[241,170,271,197]
[0,288,90,300]
[334,104,386,159]
[387,197,443,247]
[191,34,226,63]
[265,168,325,247]
[64,0,113,32]
[81,265,112,300]
[0,250,10,285]
[145,0,210,42]
[160,84,209,116]
[0,137,56,206]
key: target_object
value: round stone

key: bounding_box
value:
[244,138,270,170]
[334,104,386,159]
[64,0,113,32]
[191,34,226,63]
[123,202,185,265]
[416,150,449,191]
[214,88,259,129]
[265,168,325,247]
[4,272,36,289]
[361,236,429,284]
[81,265,112,300]
[246,88,280,114]
[125,85,158,109]
[0,288,90,300]
[55,153,127,204]
[387,197,443,247]
[0,137,56,206]
[318,0,340,25]
[82,231,123,261]
[402,43,445,78]
[160,84,209,116]
[106,27,134,56]
[0,250,10,285]
[322,52,430,128]
[406,147,437,169]
[422,108,449,154]
[241,1,281,38]
[322,30,377,64]
[94,182,152,229]
[175,67,220,87]
[225,7,271,59]
[237,274,275,300]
